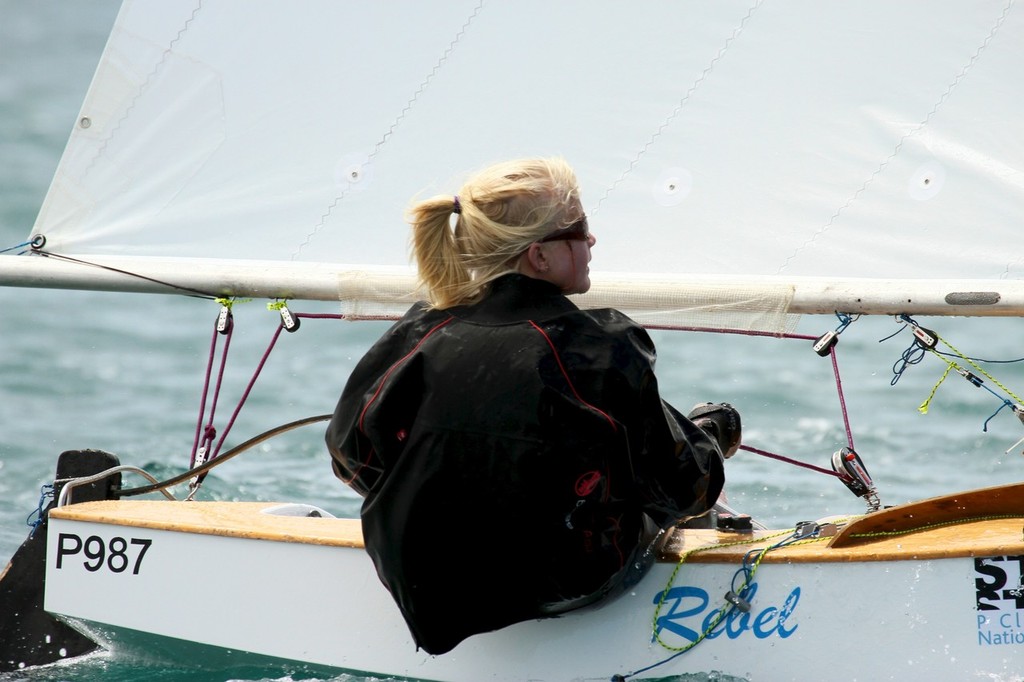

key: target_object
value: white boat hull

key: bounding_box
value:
[42,498,1024,681]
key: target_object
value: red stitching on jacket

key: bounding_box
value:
[528,320,617,431]
[359,316,455,431]
[350,317,455,481]
[575,470,603,496]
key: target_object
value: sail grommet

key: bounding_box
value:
[334,152,374,193]
[908,161,946,201]
[652,167,692,207]
[29,234,46,250]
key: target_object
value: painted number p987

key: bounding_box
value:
[55,532,152,575]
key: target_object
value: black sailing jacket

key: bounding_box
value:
[326,274,725,655]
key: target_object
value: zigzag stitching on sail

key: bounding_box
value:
[76,2,204,183]
[591,0,764,217]
[1002,256,1022,280]
[776,0,1016,275]
[290,1,487,262]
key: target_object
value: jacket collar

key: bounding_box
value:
[451,273,578,323]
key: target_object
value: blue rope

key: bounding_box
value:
[615,531,801,680]
[1,239,35,255]
[982,397,1016,432]
[890,340,926,386]
[833,311,856,333]
[888,314,1024,432]
[26,484,54,537]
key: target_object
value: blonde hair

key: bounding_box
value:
[409,157,581,309]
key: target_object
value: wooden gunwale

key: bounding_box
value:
[48,482,1024,564]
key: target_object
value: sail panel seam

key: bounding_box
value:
[776,0,1016,275]
[290,1,487,262]
[76,1,204,187]
[591,0,765,218]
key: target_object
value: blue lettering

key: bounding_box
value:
[653,581,800,644]
[653,586,709,642]
[726,604,752,638]
[991,612,1024,634]
[777,587,801,638]
[724,583,757,639]
[753,606,779,637]
[701,605,726,640]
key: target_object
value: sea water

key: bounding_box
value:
[2,3,1023,681]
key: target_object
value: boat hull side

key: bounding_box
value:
[43,514,1024,681]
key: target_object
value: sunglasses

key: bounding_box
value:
[536,216,590,243]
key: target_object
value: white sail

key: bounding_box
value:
[7,0,1024,328]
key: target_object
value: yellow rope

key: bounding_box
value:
[214,296,253,309]
[919,363,953,414]
[937,336,1024,404]
[848,513,1024,540]
[917,330,1023,413]
[652,512,1020,654]
[651,529,823,653]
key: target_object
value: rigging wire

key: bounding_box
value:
[23,247,220,299]
[119,413,333,497]
[887,314,1024,372]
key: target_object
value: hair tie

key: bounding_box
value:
[452,195,462,215]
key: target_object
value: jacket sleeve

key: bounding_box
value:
[574,313,725,528]
[637,398,725,527]
[325,307,427,497]
[325,346,391,497]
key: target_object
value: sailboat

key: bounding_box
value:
[3,1,1024,679]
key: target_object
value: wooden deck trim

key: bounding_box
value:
[828,481,1024,547]
[49,500,366,549]
[660,517,1024,563]
[48,491,1024,564]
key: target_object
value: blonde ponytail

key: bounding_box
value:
[409,158,580,309]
